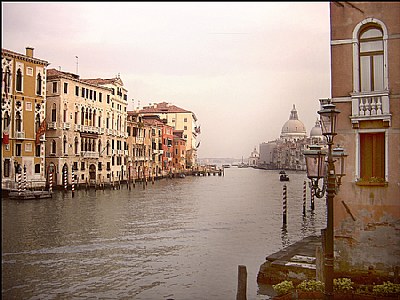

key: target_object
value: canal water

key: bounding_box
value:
[2,167,327,300]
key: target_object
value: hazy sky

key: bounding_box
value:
[2,2,331,159]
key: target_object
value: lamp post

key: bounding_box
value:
[304,101,346,300]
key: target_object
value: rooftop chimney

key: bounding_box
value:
[25,46,34,58]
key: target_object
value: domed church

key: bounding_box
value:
[280,104,307,141]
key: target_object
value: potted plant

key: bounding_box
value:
[372,281,400,299]
[334,278,354,299]
[272,280,294,299]
[296,279,324,299]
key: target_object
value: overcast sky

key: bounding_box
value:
[2,2,331,159]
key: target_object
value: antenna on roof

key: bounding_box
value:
[75,56,79,74]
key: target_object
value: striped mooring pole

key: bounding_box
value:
[282,184,287,225]
[64,167,67,191]
[310,182,315,211]
[18,169,22,196]
[23,165,27,191]
[49,172,53,193]
[71,165,75,197]
[303,180,307,216]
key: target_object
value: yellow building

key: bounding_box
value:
[2,47,49,190]
[45,69,129,187]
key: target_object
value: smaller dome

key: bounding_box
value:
[310,119,323,138]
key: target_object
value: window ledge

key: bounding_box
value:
[356,181,388,187]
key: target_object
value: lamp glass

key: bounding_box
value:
[304,145,327,179]
[318,103,340,137]
[333,147,347,177]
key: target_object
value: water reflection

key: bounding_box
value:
[2,168,326,300]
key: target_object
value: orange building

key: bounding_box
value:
[330,2,399,281]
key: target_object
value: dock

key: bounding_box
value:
[8,190,52,200]
[257,235,322,285]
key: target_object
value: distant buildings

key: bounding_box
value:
[257,105,324,170]
[1,47,200,189]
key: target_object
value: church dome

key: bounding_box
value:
[280,104,307,140]
[310,119,323,138]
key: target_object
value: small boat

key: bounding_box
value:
[222,164,231,168]
[279,171,289,181]
[178,173,186,178]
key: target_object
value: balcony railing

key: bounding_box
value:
[350,91,391,127]
[63,122,71,130]
[15,131,25,139]
[80,151,99,158]
[48,122,57,129]
[75,124,82,131]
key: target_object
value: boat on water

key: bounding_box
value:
[179,173,186,178]
[279,170,290,181]
[222,164,231,168]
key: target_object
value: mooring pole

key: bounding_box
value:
[303,180,306,216]
[236,265,247,300]
[283,184,287,225]
[71,165,75,198]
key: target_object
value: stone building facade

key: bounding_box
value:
[329,2,400,282]
[1,47,49,189]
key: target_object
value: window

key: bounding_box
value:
[98,162,102,171]
[52,82,57,93]
[107,162,111,171]
[35,144,40,157]
[75,137,79,154]
[51,103,57,122]
[184,118,187,122]
[81,162,85,170]
[35,164,40,174]
[99,92,102,102]
[16,143,22,156]
[64,82,68,94]
[359,132,385,181]
[36,73,42,95]
[4,159,10,177]
[75,86,79,96]
[3,111,10,131]
[15,112,22,132]
[16,68,22,92]
[81,87,85,97]
[51,140,56,155]
[63,136,67,154]
[107,95,110,104]
[63,105,67,122]
[359,26,384,92]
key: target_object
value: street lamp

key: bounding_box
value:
[303,101,346,300]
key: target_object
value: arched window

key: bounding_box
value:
[75,137,79,154]
[352,18,388,93]
[36,73,42,95]
[51,140,56,154]
[35,114,41,133]
[81,107,85,125]
[359,26,384,92]
[51,103,57,122]
[15,112,22,132]
[16,68,22,92]
[3,111,10,131]
[63,136,67,154]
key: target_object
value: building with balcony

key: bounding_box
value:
[329,2,399,282]
[1,47,49,190]
[45,69,128,187]
[173,130,187,171]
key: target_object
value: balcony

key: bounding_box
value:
[135,137,144,144]
[48,122,57,129]
[99,128,105,134]
[75,124,82,131]
[63,122,71,130]
[80,151,99,158]
[15,131,25,139]
[350,91,391,127]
